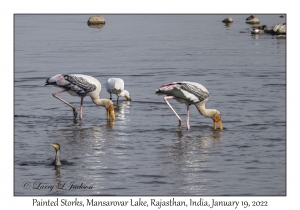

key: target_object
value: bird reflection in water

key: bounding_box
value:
[176,129,184,138]
[175,127,222,144]
[106,119,115,129]
[212,129,222,140]
[193,129,222,142]
[114,101,131,122]
[54,165,61,178]
[175,122,222,141]
[105,100,130,129]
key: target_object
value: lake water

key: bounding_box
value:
[14,14,286,196]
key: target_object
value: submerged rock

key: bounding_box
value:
[276,35,286,39]
[246,15,260,24]
[222,17,233,23]
[87,16,105,25]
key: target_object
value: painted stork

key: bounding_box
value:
[156,81,223,130]
[45,74,115,121]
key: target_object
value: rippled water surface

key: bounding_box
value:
[14,14,286,196]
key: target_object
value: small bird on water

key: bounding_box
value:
[51,143,62,166]
[156,81,223,130]
[50,143,73,166]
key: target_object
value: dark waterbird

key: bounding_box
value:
[50,143,73,166]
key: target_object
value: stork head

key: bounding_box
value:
[212,112,223,130]
[106,103,115,121]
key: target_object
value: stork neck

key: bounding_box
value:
[195,101,219,118]
[55,150,62,166]
[91,97,113,108]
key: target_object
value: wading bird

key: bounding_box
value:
[45,74,115,120]
[106,78,131,104]
[156,81,223,130]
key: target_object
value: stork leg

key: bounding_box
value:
[186,103,190,130]
[52,89,78,119]
[117,95,119,105]
[79,97,84,120]
[109,93,112,100]
[164,96,182,126]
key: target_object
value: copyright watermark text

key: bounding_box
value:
[23,181,93,192]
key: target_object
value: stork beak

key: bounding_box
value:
[213,114,223,130]
[107,104,115,121]
[217,120,223,130]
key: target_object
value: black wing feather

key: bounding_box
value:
[64,75,96,96]
[180,83,209,102]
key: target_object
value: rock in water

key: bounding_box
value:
[245,15,260,24]
[87,16,105,25]
[222,17,233,23]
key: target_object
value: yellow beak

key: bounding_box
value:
[125,95,131,101]
[51,144,59,150]
[107,104,115,120]
[217,120,223,130]
[213,114,223,130]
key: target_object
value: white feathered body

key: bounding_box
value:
[106,78,131,100]
[46,74,101,99]
[156,81,223,130]
[156,81,210,104]
[106,78,125,95]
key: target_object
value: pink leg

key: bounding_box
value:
[80,97,84,120]
[52,89,78,118]
[186,104,190,130]
[164,96,182,126]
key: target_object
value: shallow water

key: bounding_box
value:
[14,14,286,196]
